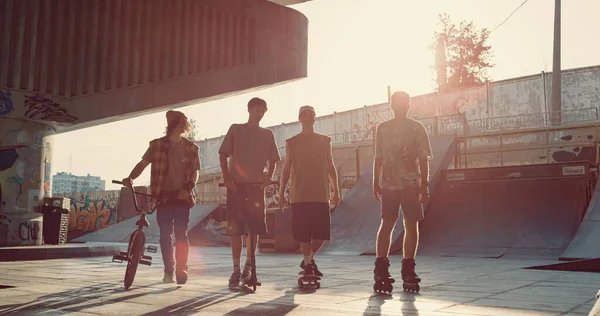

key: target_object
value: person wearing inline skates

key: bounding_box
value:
[372,91,432,293]
[278,105,340,280]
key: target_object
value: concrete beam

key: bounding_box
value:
[269,0,312,5]
[0,0,308,133]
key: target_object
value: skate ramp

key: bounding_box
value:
[419,162,591,259]
[74,203,219,243]
[320,134,457,255]
[560,176,600,260]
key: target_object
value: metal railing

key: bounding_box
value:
[330,129,374,146]
[456,122,600,169]
[466,108,599,133]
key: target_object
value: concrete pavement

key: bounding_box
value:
[0,245,597,315]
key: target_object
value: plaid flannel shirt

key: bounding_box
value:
[143,136,201,205]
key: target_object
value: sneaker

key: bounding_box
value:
[241,262,252,282]
[303,263,316,277]
[300,259,323,277]
[163,271,175,283]
[176,270,188,285]
[228,270,241,288]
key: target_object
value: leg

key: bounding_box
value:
[242,185,268,282]
[157,205,175,282]
[374,190,401,283]
[402,219,419,259]
[173,204,191,284]
[376,190,401,258]
[226,187,247,287]
[308,202,332,277]
[399,187,424,285]
[244,232,259,266]
[292,203,316,276]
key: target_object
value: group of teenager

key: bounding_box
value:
[120,91,433,288]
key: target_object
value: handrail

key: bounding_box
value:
[457,121,600,168]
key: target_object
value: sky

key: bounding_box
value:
[52,0,600,190]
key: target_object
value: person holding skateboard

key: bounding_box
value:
[372,91,432,293]
[218,97,281,288]
[278,105,340,282]
[121,110,201,285]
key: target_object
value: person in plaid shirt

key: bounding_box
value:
[122,110,201,285]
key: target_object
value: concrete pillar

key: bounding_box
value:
[0,117,54,246]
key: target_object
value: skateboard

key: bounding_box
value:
[297,271,321,289]
[373,277,394,294]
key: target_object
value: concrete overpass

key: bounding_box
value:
[0,0,308,246]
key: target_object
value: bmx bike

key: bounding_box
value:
[111,180,161,290]
[219,180,279,292]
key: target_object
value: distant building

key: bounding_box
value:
[52,172,106,194]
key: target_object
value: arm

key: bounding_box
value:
[326,139,340,197]
[373,124,383,201]
[266,131,282,181]
[266,159,277,180]
[373,157,383,187]
[186,146,201,188]
[417,124,433,202]
[127,160,150,180]
[123,146,152,185]
[278,142,292,211]
[218,126,236,190]
[419,159,429,185]
[279,148,292,196]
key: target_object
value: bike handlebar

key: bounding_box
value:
[112,180,123,185]
[218,181,280,187]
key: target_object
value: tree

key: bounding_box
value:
[430,14,495,91]
[186,118,200,142]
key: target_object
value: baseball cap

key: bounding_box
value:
[298,105,315,118]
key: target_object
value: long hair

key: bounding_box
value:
[165,118,193,137]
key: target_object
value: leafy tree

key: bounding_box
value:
[430,14,495,90]
[186,118,200,141]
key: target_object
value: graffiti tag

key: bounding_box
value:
[24,94,77,123]
[265,183,290,210]
[68,197,117,240]
[0,90,14,115]
[18,221,40,241]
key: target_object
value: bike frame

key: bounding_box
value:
[112,180,161,289]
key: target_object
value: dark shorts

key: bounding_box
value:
[381,187,424,222]
[226,184,267,236]
[291,202,331,242]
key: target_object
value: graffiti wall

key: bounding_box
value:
[0,115,54,246]
[53,190,120,241]
[0,212,43,246]
[0,89,75,124]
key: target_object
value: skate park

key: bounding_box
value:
[1,0,600,314]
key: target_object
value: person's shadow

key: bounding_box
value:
[0,282,177,314]
[363,291,421,316]
[223,289,300,315]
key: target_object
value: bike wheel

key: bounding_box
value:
[124,231,144,289]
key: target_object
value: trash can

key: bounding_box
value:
[41,197,71,245]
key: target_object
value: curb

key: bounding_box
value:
[0,244,121,261]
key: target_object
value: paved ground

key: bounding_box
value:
[0,245,598,315]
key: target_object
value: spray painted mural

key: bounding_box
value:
[65,192,119,241]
